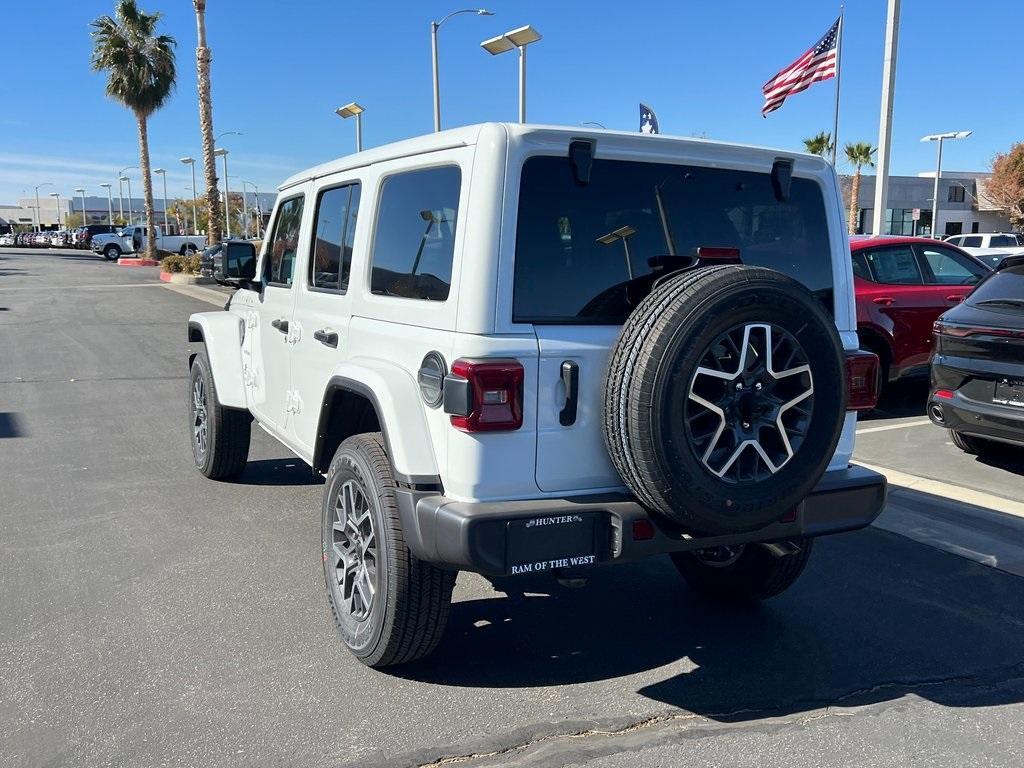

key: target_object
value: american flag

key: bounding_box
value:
[761,17,840,117]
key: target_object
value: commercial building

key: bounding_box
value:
[843,171,1013,237]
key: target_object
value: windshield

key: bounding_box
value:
[966,264,1024,311]
[513,156,833,324]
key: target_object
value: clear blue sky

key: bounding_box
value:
[1,0,1021,205]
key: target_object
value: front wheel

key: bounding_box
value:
[670,538,813,602]
[103,244,121,261]
[188,351,251,479]
[322,433,455,667]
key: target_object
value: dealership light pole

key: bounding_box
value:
[214,148,231,238]
[119,166,137,224]
[180,157,198,233]
[335,103,365,152]
[241,181,260,238]
[481,25,541,123]
[49,192,62,230]
[34,182,52,231]
[431,8,494,132]
[153,168,169,232]
[922,130,971,237]
[99,183,113,225]
[74,187,87,228]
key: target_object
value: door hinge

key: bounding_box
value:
[285,390,303,415]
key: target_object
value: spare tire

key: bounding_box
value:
[604,265,846,533]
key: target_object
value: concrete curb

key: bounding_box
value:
[159,271,215,285]
[117,257,159,267]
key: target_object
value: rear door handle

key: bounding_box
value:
[271,318,289,334]
[872,296,895,306]
[559,360,579,426]
[945,294,965,303]
[313,328,339,348]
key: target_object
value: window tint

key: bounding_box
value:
[990,235,1017,248]
[961,235,982,247]
[370,166,460,301]
[966,265,1024,311]
[918,245,985,285]
[513,157,833,323]
[851,253,871,280]
[264,196,304,285]
[310,183,361,292]
[861,246,922,284]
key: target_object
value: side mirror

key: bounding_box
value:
[215,242,258,286]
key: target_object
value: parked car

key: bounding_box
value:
[185,123,886,667]
[0,233,14,246]
[73,224,119,249]
[929,255,1024,457]
[945,232,1024,268]
[851,235,990,384]
[91,224,206,260]
[198,240,256,284]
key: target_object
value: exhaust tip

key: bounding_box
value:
[929,404,945,424]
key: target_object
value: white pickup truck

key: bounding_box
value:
[91,225,207,260]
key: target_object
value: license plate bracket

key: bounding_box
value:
[994,379,1024,408]
[506,513,604,576]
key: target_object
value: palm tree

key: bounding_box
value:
[91,1,176,263]
[193,0,222,245]
[803,131,833,159]
[844,142,876,235]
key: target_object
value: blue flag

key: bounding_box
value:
[640,103,659,134]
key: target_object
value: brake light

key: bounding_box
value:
[934,389,954,400]
[846,350,880,411]
[446,359,524,432]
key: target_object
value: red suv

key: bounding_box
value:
[851,236,989,384]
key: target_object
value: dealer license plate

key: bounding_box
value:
[993,379,1024,408]
[506,513,601,576]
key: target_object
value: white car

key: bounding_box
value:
[0,233,14,246]
[945,232,1024,268]
[185,123,887,667]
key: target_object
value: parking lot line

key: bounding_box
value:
[856,419,932,435]
[162,283,227,307]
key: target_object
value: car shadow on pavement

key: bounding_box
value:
[975,446,1024,475]
[234,458,324,486]
[392,527,1024,719]
[859,379,929,421]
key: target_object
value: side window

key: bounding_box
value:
[961,235,982,248]
[370,166,461,301]
[990,235,1016,248]
[851,253,871,280]
[918,245,986,285]
[309,183,361,292]
[263,195,305,286]
[946,236,962,246]
[861,246,922,284]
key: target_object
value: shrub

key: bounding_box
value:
[160,253,185,273]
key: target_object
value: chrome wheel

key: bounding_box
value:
[329,480,378,622]
[191,377,208,459]
[686,322,814,484]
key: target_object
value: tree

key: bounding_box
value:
[844,142,876,235]
[193,0,222,245]
[987,142,1024,229]
[91,1,176,262]
[803,131,833,159]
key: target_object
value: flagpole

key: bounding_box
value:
[831,7,844,166]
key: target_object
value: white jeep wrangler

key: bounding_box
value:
[187,123,886,667]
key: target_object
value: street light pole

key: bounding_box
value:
[34,182,53,232]
[431,9,494,132]
[119,166,137,224]
[335,103,366,152]
[99,183,113,225]
[242,181,262,238]
[214,148,231,238]
[154,169,169,233]
[180,157,198,234]
[117,177,124,222]
[922,131,971,238]
[480,25,542,124]
[50,192,62,230]
[74,187,87,229]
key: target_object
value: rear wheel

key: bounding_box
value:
[103,244,121,261]
[322,433,455,667]
[950,430,1017,458]
[671,538,813,601]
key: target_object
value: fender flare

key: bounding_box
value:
[314,360,441,486]
[187,312,247,409]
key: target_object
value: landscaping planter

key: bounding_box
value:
[159,271,215,285]
[118,257,160,267]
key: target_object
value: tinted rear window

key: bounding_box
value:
[513,157,833,323]
[990,235,1018,248]
[967,265,1024,309]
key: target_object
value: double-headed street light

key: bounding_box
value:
[33,182,53,231]
[921,130,971,237]
[213,148,231,238]
[74,188,87,229]
[335,102,365,152]
[99,183,114,225]
[180,157,198,234]
[481,24,542,123]
[431,8,494,132]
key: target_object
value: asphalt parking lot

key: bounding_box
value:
[2,248,1023,768]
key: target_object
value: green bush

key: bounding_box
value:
[160,253,185,273]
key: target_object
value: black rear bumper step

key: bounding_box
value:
[397,466,887,576]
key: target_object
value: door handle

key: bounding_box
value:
[313,328,339,348]
[872,297,895,306]
[945,294,965,303]
[271,318,289,334]
[559,360,579,427]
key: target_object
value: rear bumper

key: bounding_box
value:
[929,391,1024,447]
[397,466,887,576]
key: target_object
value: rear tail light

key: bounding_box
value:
[846,350,880,411]
[445,358,524,432]
[933,388,954,400]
